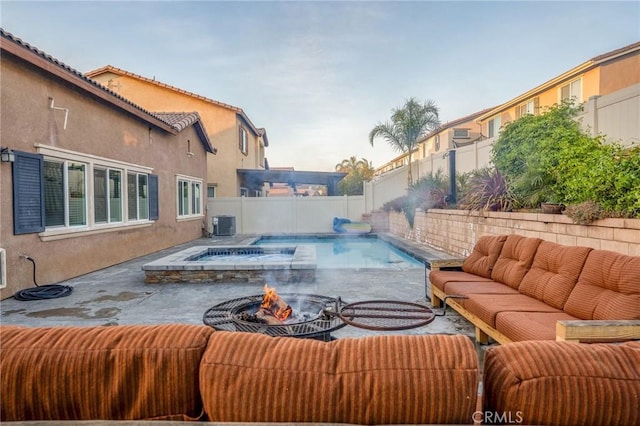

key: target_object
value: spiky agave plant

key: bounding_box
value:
[459,167,515,212]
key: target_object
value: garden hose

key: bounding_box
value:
[13,256,73,301]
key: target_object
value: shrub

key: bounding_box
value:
[459,167,515,212]
[564,201,606,225]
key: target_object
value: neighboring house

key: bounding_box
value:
[374,41,640,177]
[477,41,640,145]
[418,108,495,158]
[85,66,269,198]
[0,29,214,297]
[374,109,493,177]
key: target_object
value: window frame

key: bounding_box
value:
[559,78,582,104]
[515,97,539,119]
[176,174,204,220]
[35,145,157,240]
[488,116,502,139]
[239,126,248,155]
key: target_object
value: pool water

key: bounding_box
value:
[254,236,424,269]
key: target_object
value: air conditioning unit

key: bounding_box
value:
[0,248,6,289]
[453,128,470,139]
[213,216,236,236]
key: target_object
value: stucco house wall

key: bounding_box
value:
[0,31,210,297]
[87,67,267,197]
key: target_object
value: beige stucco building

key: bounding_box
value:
[477,41,640,142]
[375,41,640,177]
[86,66,269,198]
[0,29,214,297]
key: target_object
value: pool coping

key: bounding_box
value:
[142,244,317,271]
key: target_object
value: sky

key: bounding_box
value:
[1,1,639,172]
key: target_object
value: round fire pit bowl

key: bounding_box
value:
[203,293,348,340]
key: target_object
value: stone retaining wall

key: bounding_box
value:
[384,209,640,257]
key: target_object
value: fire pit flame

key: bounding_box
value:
[259,284,293,322]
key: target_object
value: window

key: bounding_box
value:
[44,160,87,227]
[488,116,501,138]
[128,172,148,220]
[13,146,158,237]
[239,126,248,155]
[94,168,123,223]
[177,176,203,218]
[453,128,470,139]
[434,134,441,152]
[515,98,539,119]
[207,184,216,198]
[560,79,582,103]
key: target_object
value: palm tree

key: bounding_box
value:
[369,98,440,186]
[335,156,368,174]
[335,156,375,195]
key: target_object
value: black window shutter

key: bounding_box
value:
[148,174,159,220]
[12,151,45,234]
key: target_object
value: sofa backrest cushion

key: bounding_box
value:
[483,340,640,426]
[518,242,592,309]
[0,324,214,422]
[564,249,640,320]
[462,235,508,278]
[199,331,478,425]
[491,235,543,289]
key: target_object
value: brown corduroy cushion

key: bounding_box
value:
[199,331,478,424]
[0,324,214,422]
[465,294,562,328]
[444,280,520,299]
[564,249,640,320]
[483,340,640,426]
[519,242,592,309]
[429,270,493,292]
[462,235,508,278]
[495,311,580,341]
[491,235,542,289]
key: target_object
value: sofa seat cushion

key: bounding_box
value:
[445,280,520,296]
[462,234,508,278]
[519,242,592,309]
[564,249,640,320]
[491,235,543,289]
[483,340,640,426]
[465,294,562,328]
[0,324,214,422]
[199,331,478,425]
[495,311,579,341]
[430,270,493,292]
[444,281,520,308]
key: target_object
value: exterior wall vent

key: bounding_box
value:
[0,248,6,289]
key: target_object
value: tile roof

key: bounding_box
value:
[153,112,216,153]
[86,65,267,144]
[0,27,214,146]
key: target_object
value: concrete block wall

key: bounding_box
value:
[388,209,640,257]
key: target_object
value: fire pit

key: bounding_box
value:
[203,286,436,340]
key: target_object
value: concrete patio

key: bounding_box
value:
[1,235,475,341]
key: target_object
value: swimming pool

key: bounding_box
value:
[253,235,424,269]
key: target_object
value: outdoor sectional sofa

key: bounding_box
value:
[430,234,640,344]
[1,323,639,425]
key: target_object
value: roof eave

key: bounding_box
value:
[0,36,177,134]
[476,42,640,122]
